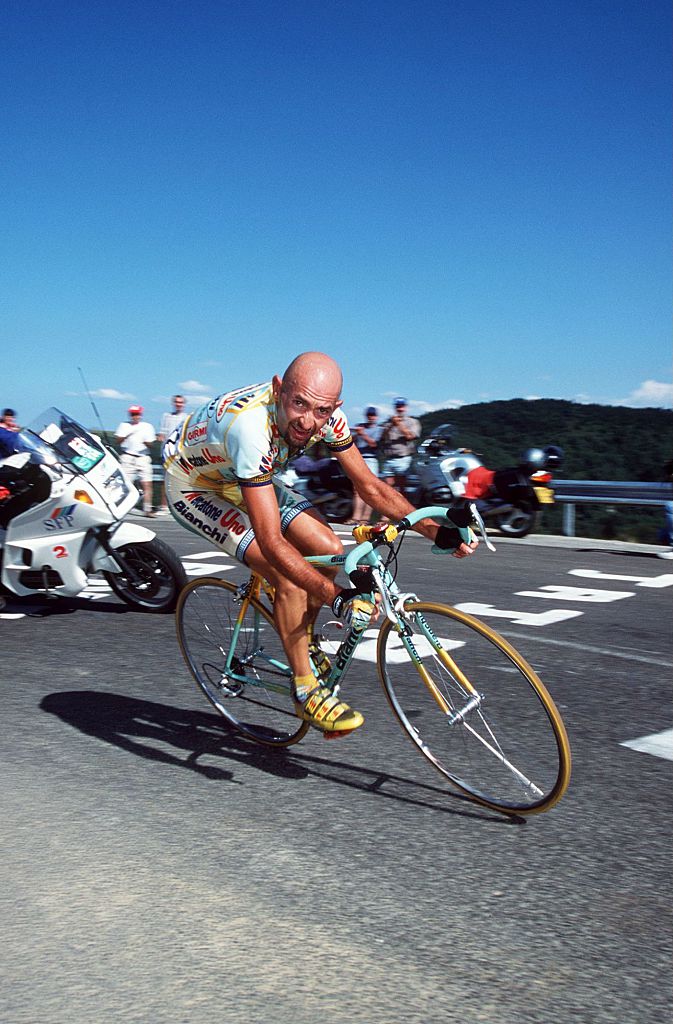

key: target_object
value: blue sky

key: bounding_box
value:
[2,0,671,430]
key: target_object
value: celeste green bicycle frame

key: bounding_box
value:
[221,505,475,706]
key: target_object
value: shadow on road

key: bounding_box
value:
[1,594,131,616]
[41,690,520,824]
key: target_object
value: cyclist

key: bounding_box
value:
[164,352,478,737]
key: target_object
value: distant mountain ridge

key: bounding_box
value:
[419,399,672,482]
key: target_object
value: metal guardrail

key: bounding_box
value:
[149,463,672,538]
[552,480,673,536]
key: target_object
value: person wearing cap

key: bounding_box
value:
[379,397,421,500]
[348,406,383,524]
[0,408,19,432]
[115,406,157,516]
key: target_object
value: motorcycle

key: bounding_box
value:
[0,407,186,611]
[408,425,563,538]
[278,454,354,522]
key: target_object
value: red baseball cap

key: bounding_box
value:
[128,405,143,415]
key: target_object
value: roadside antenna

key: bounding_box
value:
[77,366,107,437]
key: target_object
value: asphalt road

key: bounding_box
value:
[1,518,671,1024]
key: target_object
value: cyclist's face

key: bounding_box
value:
[273,374,342,448]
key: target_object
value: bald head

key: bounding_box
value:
[272,351,344,449]
[281,351,343,399]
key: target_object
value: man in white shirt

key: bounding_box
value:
[115,405,157,516]
[156,394,188,514]
[158,394,188,443]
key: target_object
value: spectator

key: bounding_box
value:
[379,397,421,500]
[348,406,383,524]
[115,405,157,517]
[157,394,188,514]
[1,408,19,432]
[157,394,188,443]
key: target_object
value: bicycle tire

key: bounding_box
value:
[377,601,571,815]
[176,577,309,746]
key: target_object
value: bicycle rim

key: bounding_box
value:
[176,577,309,746]
[377,602,571,815]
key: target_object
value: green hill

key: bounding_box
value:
[419,399,672,542]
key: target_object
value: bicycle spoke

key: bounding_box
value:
[377,602,570,814]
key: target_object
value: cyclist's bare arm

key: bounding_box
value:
[335,445,477,558]
[243,483,342,602]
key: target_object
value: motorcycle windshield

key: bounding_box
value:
[21,408,106,473]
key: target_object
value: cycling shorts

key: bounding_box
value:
[165,473,313,563]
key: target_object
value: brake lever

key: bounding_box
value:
[468,501,496,552]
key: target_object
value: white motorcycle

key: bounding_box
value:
[0,407,186,612]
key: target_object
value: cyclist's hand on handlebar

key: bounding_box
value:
[332,568,381,623]
[432,527,478,557]
[432,516,479,558]
[332,589,380,624]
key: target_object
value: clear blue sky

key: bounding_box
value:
[3,0,671,430]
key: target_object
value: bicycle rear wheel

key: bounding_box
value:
[176,577,309,746]
[377,602,571,815]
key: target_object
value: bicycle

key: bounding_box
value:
[175,504,571,816]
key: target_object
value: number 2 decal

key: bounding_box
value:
[53,545,68,559]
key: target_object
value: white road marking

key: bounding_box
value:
[516,586,634,603]
[621,729,673,762]
[182,551,231,560]
[184,562,233,577]
[346,629,465,664]
[454,603,582,627]
[497,631,673,667]
[569,569,673,589]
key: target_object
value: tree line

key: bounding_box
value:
[419,399,672,543]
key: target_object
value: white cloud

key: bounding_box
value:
[616,379,673,408]
[178,379,211,392]
[92,388,135,400]
[407,398,465,414]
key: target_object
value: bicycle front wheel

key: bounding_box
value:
[176,577,309,746]
[377,602,571,815]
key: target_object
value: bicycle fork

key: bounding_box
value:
[396,610,483,725]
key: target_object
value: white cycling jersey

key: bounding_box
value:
[163,381,353,509]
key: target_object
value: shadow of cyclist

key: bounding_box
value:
[40,690,308,781]
[41,690,516,822]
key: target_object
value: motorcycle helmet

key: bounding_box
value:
[520,445,564,472]
[542,445,564,470]
[520,447,547,471]
[427,423,455,455]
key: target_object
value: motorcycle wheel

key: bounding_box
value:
[493,506,539,538]
[103,538,187,612]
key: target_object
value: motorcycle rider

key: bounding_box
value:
[0,426,51,529]
[164,352,478,737]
